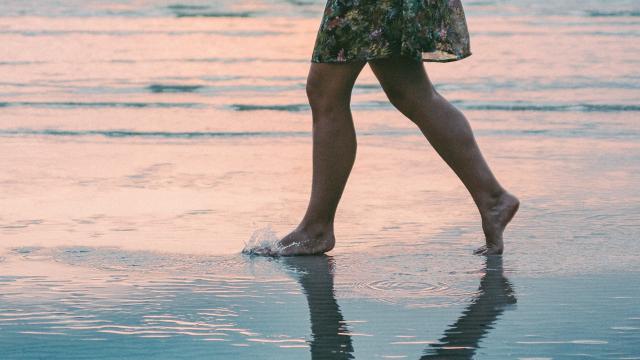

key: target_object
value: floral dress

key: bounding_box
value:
[311,0,471,63]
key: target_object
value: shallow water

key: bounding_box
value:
[1,253,639,359]
[1,0,640,358]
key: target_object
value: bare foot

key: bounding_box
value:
[474,191,520,255]
[243,225,335,257]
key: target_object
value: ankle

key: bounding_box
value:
[298,220,333,238]
[476,188,507,213]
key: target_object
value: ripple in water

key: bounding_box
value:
[365,279,450,296]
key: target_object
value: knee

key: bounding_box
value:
[305,77,323,107]
[306,75,350,115]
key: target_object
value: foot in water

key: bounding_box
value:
[243,224,335,257]
[474,191,520,256]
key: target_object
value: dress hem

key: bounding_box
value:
[310,51,472,64]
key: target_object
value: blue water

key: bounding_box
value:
[1,0,639,359]
[0,253,639,359]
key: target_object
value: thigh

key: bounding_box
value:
[367,56,434,97]
[307,61,367,99]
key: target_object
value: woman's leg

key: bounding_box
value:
[368,56,519,255]
[271,61,367,256]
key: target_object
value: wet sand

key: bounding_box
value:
[1,0,640,358]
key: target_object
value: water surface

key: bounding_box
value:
[1,0,639,358]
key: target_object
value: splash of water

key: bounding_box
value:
[242,225,283,256]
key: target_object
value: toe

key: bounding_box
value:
[474,245,488,255]
[243,246,278,257]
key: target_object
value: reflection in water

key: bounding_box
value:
[281,256,354,360]
[421,256,517,359]
[280,256,515,360]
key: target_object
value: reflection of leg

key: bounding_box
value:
[281,256,354,360]
[421,257,516,359]
[255,61,366,256]
[368,57,519,255]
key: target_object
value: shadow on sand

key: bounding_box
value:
[279,255,516,360]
